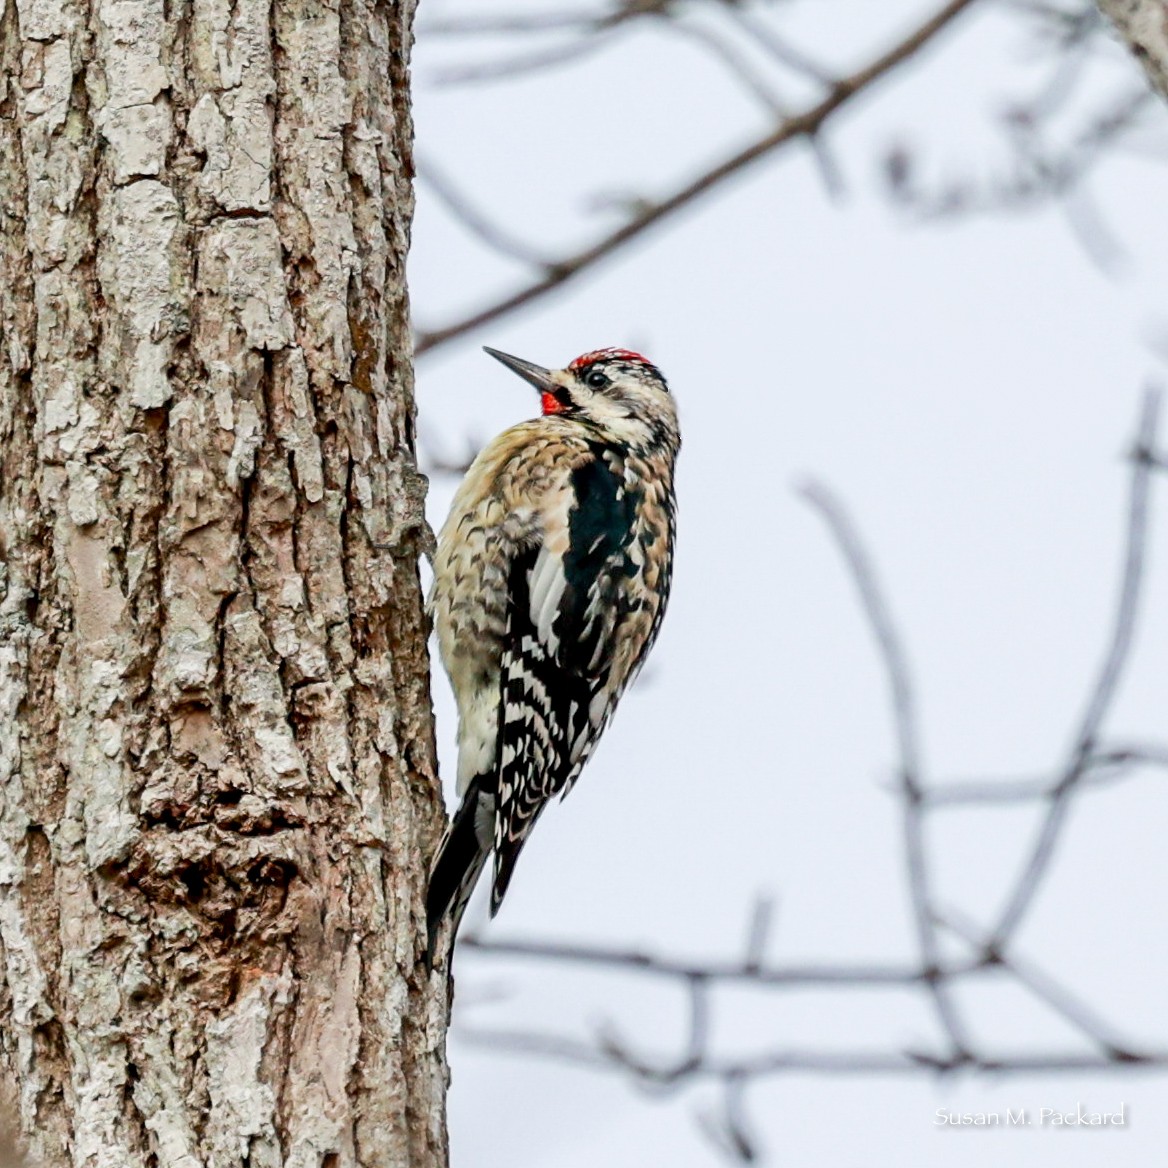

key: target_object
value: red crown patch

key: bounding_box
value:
[569,348,652,370]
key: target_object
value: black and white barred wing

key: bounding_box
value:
[490,543,585,912]
[491,446,660,911]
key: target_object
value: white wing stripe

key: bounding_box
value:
[529,546,568,655]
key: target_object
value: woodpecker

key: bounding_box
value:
[425,346,680,966]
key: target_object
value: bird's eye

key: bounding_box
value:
[585,369,610,389]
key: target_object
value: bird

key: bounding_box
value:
[425,345,680,967]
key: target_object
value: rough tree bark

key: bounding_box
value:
[1100,1,1168,99]
[0,1,449,1165]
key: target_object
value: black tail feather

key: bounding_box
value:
[425,784,490,970]
[489,830,528,917]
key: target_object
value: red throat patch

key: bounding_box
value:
[541,392,567,416]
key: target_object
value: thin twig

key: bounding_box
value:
[890,86,1153,230]
[460,932,981,988]
[922,742,1168,806]
[458,1027,1168,1079]
[661,19,789,117]
[936,908,1145,1060]
[419,11,608,38]
[697,1073,758,1164]
[799,481,973,1063]
[726,5,836,86]
[421,0,683,85]
[418,156,556,268]
[429,31,618,87]
[743,895,774,973]
[597,973,710,1083]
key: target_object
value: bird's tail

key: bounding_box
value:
[425,783,491,970]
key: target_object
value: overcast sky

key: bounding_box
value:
[409,3,1168,1164]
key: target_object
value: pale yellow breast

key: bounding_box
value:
[430,421,592,694]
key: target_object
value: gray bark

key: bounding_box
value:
[0,1,449,1165]
[1099,0,1168,99]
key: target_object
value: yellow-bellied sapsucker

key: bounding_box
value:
[426,346,680,965]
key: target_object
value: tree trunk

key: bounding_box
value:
[1099,1,1168,99]
[0,1,448,1165]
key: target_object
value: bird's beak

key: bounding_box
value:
[483,347,557,394]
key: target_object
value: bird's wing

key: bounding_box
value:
[490,443,651,911]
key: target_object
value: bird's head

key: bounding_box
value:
[484,346,678,452]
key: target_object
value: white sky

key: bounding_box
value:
[410,3,1168,1164]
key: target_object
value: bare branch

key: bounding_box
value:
[798,484,921,779]
[991,387,1162,946]
[415,0,982,356]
